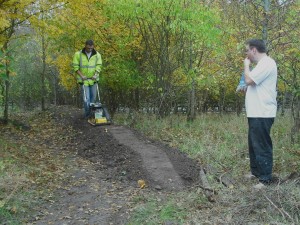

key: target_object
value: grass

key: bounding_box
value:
[114,111,300,224]
[128,193,193,225]
[115,112,299,176]
[0,138,29,224]
[1,109,298,224]
[0,112,73,224]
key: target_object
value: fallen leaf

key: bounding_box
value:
[138,179,146,189]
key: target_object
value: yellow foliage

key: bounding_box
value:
[0,1,36,46]
[0,10,9,30]
[54,54,77,91]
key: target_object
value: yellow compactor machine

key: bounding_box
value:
[83,83,112,126]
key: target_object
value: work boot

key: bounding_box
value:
[253,177,280,190]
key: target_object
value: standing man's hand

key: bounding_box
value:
[244,58,254,85]
[244,57,251,67]
[236,85,247,93]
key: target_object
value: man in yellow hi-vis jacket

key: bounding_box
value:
[72,40,102,118]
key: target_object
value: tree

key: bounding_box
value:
[0,0,64,121]
[111,0,222,119]
[1,1,37,122]
[43,0,142,114]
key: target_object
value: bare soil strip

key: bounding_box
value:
[109,125,185,191]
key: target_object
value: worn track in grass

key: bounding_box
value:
[28,106,201,224]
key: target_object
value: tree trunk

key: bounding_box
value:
[219,86,226,114]
[198,90,208,113]
[262,0,270,46]
[291,95,300,144]
[186,36,196,122]
[133,88,140,110]
[236,93,243,116]
[51,69,57,106]
[3,71,10,123]
[187,78,196,122]
[41,26,46,111]
[1,17,15,123]
[280,90,285,116]
[2,48,11,123]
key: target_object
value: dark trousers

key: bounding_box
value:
[248,118,274,182]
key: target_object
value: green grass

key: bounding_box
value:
[115,112,300,224]
[0,138,25,224]
[115,112,299,176]
[128,193,193,225]
[0,207,20,225]
[0,130,66,224]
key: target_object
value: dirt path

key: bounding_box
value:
[32,154,135,225]
[4,106,201,224]
[109,125,185,191]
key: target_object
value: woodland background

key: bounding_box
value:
[0,1,300,224]
[0,0,299,142]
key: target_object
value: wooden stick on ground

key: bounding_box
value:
[263,194,294,223]
[199,167,215,202]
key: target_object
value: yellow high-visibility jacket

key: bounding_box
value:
[72,48,102,85]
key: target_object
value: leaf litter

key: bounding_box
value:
[1,105,202,224]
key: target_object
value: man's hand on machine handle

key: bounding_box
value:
[92,72,99,81]
[77,70,87,81]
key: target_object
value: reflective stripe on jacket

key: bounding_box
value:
[72,48,102,84]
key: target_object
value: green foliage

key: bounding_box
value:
[8,38,51,109]
[1,0,299,125]
[0,50,7,82]
[108,0,224,116]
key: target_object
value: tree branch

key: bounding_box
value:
[263,194,294,222]
[0,2,69,35]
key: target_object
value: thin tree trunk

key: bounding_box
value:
[187,37,196,122]
[133,88,140,110]
[4,68,10,123]
[262,0,270,46]
[2,46,10,122]
[236,93,243,116]
[41,27,46,111]
[1,16,15,123]
[2,46,11,123]
[280,88,290,116]
[187,78,196,121]
[219,86,225,114]
[51,69,57,106]
[291,93,300,144]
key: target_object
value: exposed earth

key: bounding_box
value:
[2,106,300,225]
[2,106,202,224]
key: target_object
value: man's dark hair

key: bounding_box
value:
[246,39,267,53]
[85,39,94,46]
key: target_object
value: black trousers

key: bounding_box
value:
[248,118,274,182]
